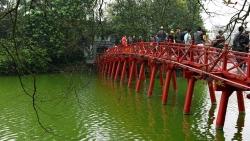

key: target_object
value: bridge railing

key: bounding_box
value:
[95,41,250,89]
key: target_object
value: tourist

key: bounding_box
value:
[193,27,203,46]
[122,35,127,46]
[174,27,182,43]
[137,36,143,42]
[132,35,137,43]
[213,30,225,48]
[233,26,249,67]
[127,36,132,44]
[184,28,192,44]
[157,26,167,42]
[201,29,207,45]
[168,30,175,43]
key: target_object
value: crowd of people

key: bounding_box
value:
[120,25,250,68]
[121,26,250,54]
[121,26,210,46]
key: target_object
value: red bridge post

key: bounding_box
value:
[101,63,105,74]
[236,91,245,114]
[104,62,108,75]
[159,66,164,87]
[216,87,233,129]
[108,61,112,77]
[136,62,145,91]
[208,80,217,105]
[183,77,196,114]
[128,58,136,87]
[114,60,121,81]
[111,60,116,78]
[162,67,172,104]
[148,65,157,97]
[120,59,127,83]
[172,70,178,91]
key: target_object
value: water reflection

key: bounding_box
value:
[232,114,245,141]
[216,130,225,141]
[207,105,217,128]
[147,99,155,127]
[182,115,191,140]
[161,106,169,140]
[1,74,250,140]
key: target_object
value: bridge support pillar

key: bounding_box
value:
[108,62,112,77]
[216,88,233,129]
[159,66,164,87]
[148,65,157,97]
[162,69,172,104]
[136,62,145,91]
[101,64,105,74]
[114,60,121,81]
[135,64,139,79]
[236,91,245,114]
[208,80,217,105]
[128,59,136,87]
[104,63,108,75]
[120,60,127,83]
[183,77,196,114]
[172,70,178,91]
[111,61,116,78]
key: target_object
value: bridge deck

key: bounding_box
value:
[96,42,250,91]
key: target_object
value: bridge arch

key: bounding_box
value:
[95,40,249,129]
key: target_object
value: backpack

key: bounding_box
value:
[193,31,202,44]
[233,33,246,47]
[233,33,247,51]
[180,31,187,42]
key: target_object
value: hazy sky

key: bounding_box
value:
[201,0,250,30]
[103,0,250,30]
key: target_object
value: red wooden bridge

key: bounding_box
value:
[94,41,250,130]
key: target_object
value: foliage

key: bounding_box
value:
[105,0,204,43]
[0,0,96,74]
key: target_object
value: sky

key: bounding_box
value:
[103,0,250,31]
[201,0,250,30]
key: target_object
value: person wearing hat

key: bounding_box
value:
[157,26,167,42]
[167,30,175,43]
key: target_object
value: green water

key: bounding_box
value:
[0,73,249,140]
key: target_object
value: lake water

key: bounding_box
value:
[0,72,250,140]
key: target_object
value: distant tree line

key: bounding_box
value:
[0,0,205,74]
[104,0,204,44]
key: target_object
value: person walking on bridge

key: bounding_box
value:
[193,27,203,46]
[233,26,249,67]
[184,28,192,44]
[213,30,225,48]
[174,27,182,43]
[157,26,167,42]
[122,35,127,46]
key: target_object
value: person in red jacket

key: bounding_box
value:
[122,35,127,46]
